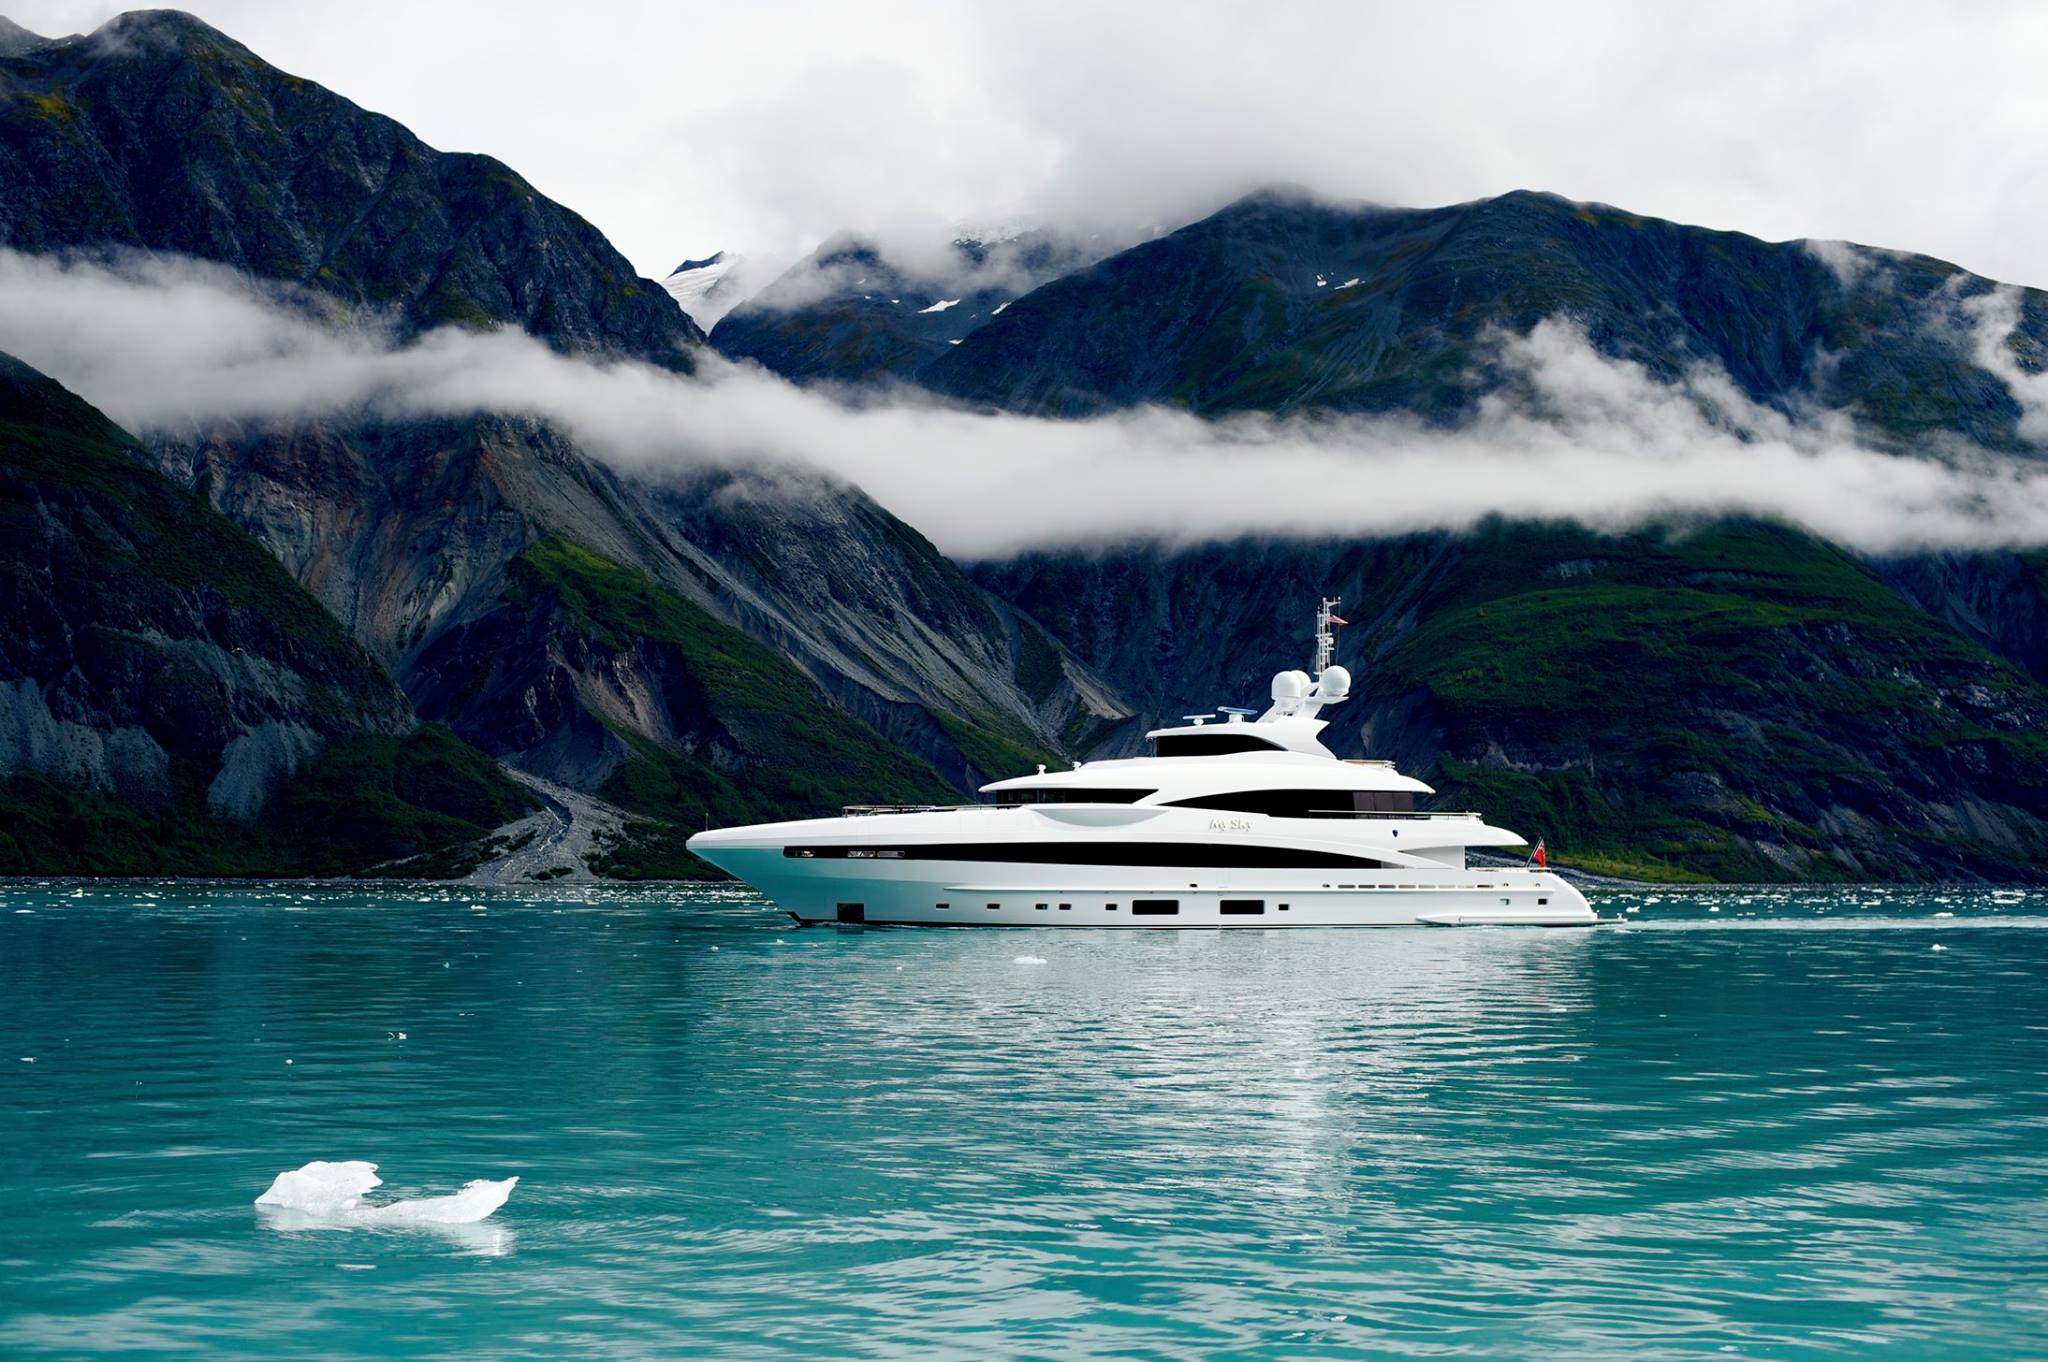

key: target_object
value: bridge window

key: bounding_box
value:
[1165,789,1415,818]
[1150,732,1285,757]
[995,788,1155,805]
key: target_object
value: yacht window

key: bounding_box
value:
[785,843,1393,869]
[995,788,1156,805]
[1150,733,1285,757]
[1220,899,1265,916]
[1165,789,1415,818]
[1131,899,1179,916]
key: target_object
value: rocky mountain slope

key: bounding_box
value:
[0,9,1129,875]
[918,188,2048,444]
[0,351,533,874]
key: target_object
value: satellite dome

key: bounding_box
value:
[1317,665,1352,700]
[1270,669,1311,702]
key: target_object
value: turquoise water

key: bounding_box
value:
[2,883,2045,1360]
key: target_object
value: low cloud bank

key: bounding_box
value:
[3,248,2047,560]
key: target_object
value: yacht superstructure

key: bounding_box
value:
[688,600,1594,928]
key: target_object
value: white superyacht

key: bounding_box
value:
[688,601,1594,928]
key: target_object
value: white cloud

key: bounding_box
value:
[1961,285,2048,444]
[5,248,2048,560]
[7,2,2048,293]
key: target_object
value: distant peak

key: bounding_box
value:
[669,251,727,276]
[88,8,243,54]
[0,15,53,56]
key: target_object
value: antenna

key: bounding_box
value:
[1314,597,1342,675]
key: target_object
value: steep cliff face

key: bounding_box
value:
[981,521,2048,883]
[0,351,531,874]
[0,10,700,361]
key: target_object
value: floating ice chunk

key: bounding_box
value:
[256,1161,516,1226]
[1014,955,1048,965]
[358,1178,518,1225]
[257,1160,382,1215]
[1335,277,1361,289]
[1930,943,1948,952]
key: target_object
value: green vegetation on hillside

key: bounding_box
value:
[1369,522,2048,881]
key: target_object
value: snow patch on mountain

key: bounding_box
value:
[662,251,750,327]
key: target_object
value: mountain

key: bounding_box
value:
[0,350,534,875]
[0,10,701,361]
[0,10,1129,875]
[909,190,2048,880]
[920,189,2047,447]
[711,229,1109,385]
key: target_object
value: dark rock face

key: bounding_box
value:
[712,231,1108,386]
[0,10,702,363]
[0,351,403,804]
[0,351,530,874]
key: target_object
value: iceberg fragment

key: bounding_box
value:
[255,1160,517,1226]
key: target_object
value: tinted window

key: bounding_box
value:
[1220,899,1265,915]
[785,843,1392,868]
[1131,899,1180,916]
[1150,733,1285,757]
[1166,789,1415,817]
[995,788,1155,805]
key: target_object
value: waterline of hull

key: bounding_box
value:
[694,848,1593,927]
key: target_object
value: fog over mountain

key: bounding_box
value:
[4,246,2048,560]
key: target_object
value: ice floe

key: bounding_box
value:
[255,1160,517,1227]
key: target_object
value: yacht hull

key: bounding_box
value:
[687,818,1595,928]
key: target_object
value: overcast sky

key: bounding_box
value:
[8,0,2048,289]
